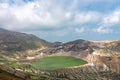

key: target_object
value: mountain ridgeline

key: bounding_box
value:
[0,27,120,55]
[41,39,120,55]
[0,28,51,52]
[0,28,120,80]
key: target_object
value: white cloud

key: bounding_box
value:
[94,9,120,34]
[75,27,85,33]
[94,26,113,34]
[0,0,71,30]
[74,12,101,24]
[103,9,120,25]
[0,0,119,35]
[0,0,103,31]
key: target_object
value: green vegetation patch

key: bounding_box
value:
[33,56,87,70]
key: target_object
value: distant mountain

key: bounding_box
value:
[41,39,98,54]
[0,28,51,53]
[39,39,120,62]
[96,40,120,52]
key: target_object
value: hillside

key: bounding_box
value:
[0,64,31,80]
[39,39,120,58]
[0,28,51,53]
[0,28,120,80]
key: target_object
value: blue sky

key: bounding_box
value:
[0,0,120,42]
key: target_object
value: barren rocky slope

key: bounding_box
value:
[38,39,120,60]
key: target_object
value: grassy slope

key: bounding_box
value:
[0,28,51,53]
[33,56,87,70]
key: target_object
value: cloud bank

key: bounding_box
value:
[0,0,120,41]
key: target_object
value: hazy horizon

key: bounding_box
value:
[0,0,120,42]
